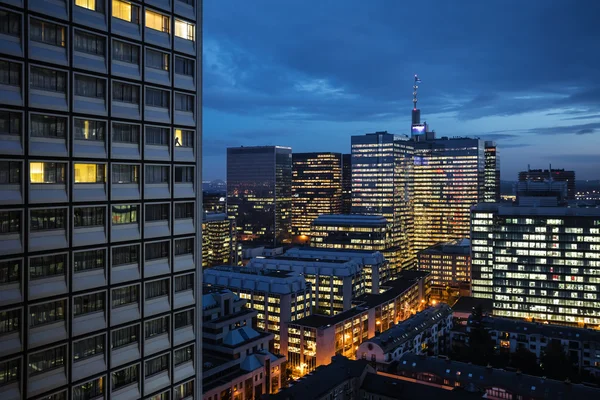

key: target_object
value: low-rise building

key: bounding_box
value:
[451,296,494,325]
[418,238,471,298]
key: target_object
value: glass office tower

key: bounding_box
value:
[0,0,202,399]
[484,141,500,202]
[341,153,352,214]
[227,146,292,246]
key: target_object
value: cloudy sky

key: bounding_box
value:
[202,0,600,181]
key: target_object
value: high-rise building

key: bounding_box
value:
[484,141,500,202]
[518,168,576,200]
[0,1,202,399]
[202,213,241,268]
[351,132,414,271]
[202,191,226,213]
[227,146,292,246]
[417,238,471,298]
[310,214,393,251]
[341,153,352,214]
[291,152,342,239]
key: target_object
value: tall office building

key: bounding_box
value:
[202,212,241,268]
[341,153,352,214]
[351,132,413,271]
[484,141,500,202]
[518,168,575,200]
[291,152,342,238]
[0,1,202,399]
[227,146,292,246]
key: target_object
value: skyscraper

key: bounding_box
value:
[0,1,202,398]
[484,141,500,202]
[341,153,352,214]
[202,213,241,268]
[291,152,342,238]
[518,168,575,200]
[227,146,292,246]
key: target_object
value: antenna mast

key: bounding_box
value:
[411,75,422,127]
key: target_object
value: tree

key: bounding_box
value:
[540,341,577,381]
[510,347,541,375]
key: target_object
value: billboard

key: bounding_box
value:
[411,124,426,136]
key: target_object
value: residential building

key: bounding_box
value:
[291,152,342,239]
[418,238,471,298]
[202,213,241,268]
[227,146,292,246]
[519,168,575,200]
[484,141,500,202]
[0,1,202,399]
[341,153,352,214]
[202,288,285,400]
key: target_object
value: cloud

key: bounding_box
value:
[528,122,600,136]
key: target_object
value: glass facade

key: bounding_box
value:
[484,141,500,202]
[201,213,241,268]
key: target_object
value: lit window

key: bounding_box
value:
[145,10,169,33]
[74,163,105,183]
[175,19,194,41]
[74,119,106,141]
[29,162,66,184]
[76,0,105,13]
[112,0,139,24]
[174,129,194,147]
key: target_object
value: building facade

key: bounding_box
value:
[484,141,500,203]
[0,1,202,399]
[202,191,226,213]
[291,152,342,239]
[226,146,292,246]
[202,212,241,268]
[519,168,575,200]
[341,153,352,215]
[417,238,471,298]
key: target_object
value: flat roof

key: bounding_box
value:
[419,238,471,256]
[292,307,368,329]
[353,270,430,309]
[451,296,494,315]
[312,214,390,227]
[480,316,600,342]
[473,202,600,216]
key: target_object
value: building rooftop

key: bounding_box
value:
[203,212,228,222]
[472,202,600,216]
[477,316,600,342]
[353,270,430,309]
[292,307,368,329]
[203,266,308,294]
[419,238,471,256]
[248,256,363,277]
[311,214,390,227]
[360,372,482,399]
[451,296,494,316]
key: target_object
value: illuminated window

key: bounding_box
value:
[174,129,193,147]
[112,0,139,24]
[112,204,138,224]
[174,19,194,41]
[30,162,66,184]
[74,119,106,141]
[74,163,105,183]
[76,0,105,13]
[145,10,169,33]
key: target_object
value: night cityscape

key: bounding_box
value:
[1,1,600,400]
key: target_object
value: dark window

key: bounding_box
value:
[112,204,138,224]
[113,40,139,64]
[29,300,65,327]
[112,122,139,143]
[112,81,139,103]
[30,114,66,138]
[73,377,104,400]
[175,56,193,76]
[145,279,169,299]
[146,88,169,108]
[112,164,139,183]
[112,365,138,391]
[0,60,20,86]
[29,253,66,280]
[175,93,194,112]
[0,309,20,335]
[145,316,168,338]
[74,249,106,273]
[175,166,193,183]
[30,66,66,92]
[145,242,168,261]
[175,238,194,255]
[30,208,67,231]
[177,0,194,5]
[0,10,21,37]
[0,111,21,136]
[0,211,20,234]
[73,334,104,361]
[145,203,169,222]
[112,285,138,308]
[175,202,194,219]
[0,259,20,285]
[174,345,193,365]
[146,48,169,70]
[174,129,194,147]
[74,29,105,55]
[112,324,138,349]
[0,161,21,184]
[74,292,105,316]
[74,206,105,228]
[0,358,19,387]
[174,309,193,329]
[30,18,65,47]
[145,354,168,377]
[75,75,105,99]
[145,165,169,183]
[42,392,67,400]
[112,245,139,266]
[28,346,66,376]
[146,126,169,145]
[174,274,193,292]
[74,119,106,140]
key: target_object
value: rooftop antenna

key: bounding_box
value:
[413,74,421,111]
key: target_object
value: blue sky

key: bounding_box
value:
[202,0,600,181]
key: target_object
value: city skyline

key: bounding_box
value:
[203,0,600,181]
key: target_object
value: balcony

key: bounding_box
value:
[111,380,140,400]
[73,310,106,337]
[73,137,108,158]
[144,182,170,200]
[73,182,107,203]
[0,79,22,107]
[29,36,68,67]
[29,133,67,158]
[111,138,141,160]
[0,323,21,357]
[144,142,170,161]
[0,20,22,58]
[111,221,140,242]
[144,256,170,278]
[111,98,141,120]
[73,1,107,31]
[174,216,194,236]
[112,15,141,42]
[174,181,194,199]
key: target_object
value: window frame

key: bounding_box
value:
[73,333,105,362]
[73,162,107,184]
[29,64,68,93]
[112,0,140,24]
[174,237,194,256]
[174,201,194,220]
[73,248,107,273]
[28,344,67,377]
[29,112,67,139]
[0,209,21,235]
[29,207,68,232]
[144,240,169,261]
[144,277,170,300]
[73,376,105,400]
[111,363,139,391]
[29,16,67,47]
[174,308,193,330]
[174,128,194,148]
[29,160,67,184]
[0,109,22,137]
[28,298,67,328]
[175,55,194,77]
[112,79,140,104]
[144,315,169,339]
[174,18,195,41]
[174,92,194,112]
[145,202,170,222]
[111,38,140,65]
[29,252,67,281]
[73,118,107,141]
[146,47,170,71]
[111,323,139,349]
[111,283,139,308]
[75,0,106,14]
[0,58,22,87]
[0,307,21,337]
[74,28,106,56]
[74,73,106,99]
[111,243,140,267]
[145,86,170,108]
[0,8,22,37]
[144,164,170,184]
[73,206,106,228]
[145,9,170,33]
[111,163,140,184]
[111,203,139,225]
[0,258,21,286]
[0,160,22,184]
[144,353,169,378]
[112,121,140,144]
[145,125,170,146]
[174,165,194,183]
[73,290,106,317]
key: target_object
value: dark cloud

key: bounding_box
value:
[528,122,600,136]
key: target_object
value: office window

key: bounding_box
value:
[146,203,169,222]
[74,292,105,316]
[112,122,139,143]
[145,241,168,261]
[112,0,139,24]
[145,165,169,183]
[112,364,138,391]
[145,279,169,299]
[112,164,139,183]
[30,114,66,138]
[113,81,139,103]
[174,345,193,365]
[174,381,193,400]
[175,56,194,76]
[74,249,105,273]
[0,211,20,234]
[175,202,193,219]
[145,10,169,33]
[0,358,19,387]
[174,129,193,147]
[146,48,169,71]
[113,40,139,64]
[111,285,138,308]
[174,309,193,329]
[0,309,20,335]
[149,392,169,400]
[74,29,105,55]
[30,18,65,47]
[73,377,104,400]
[74,163,105,183]
[0,111,20,136]
[111,204,138,224]
[74,119,106,140]
[0,10,20,37]
[175,93,193,112]
[112,245,139,266]
[0,161,20,184]
[0,259,20,285]
[174,19,194,41]
[29,253,66,280]
[146,126,169,145]
[74,206,105,228]
[0,60,20,86]
[146,88,169,108]
[76,0,105,13]
[30,208,67,231]
[175,166,193,183]
[174,274,193,292]
[29,346,66,376]
[29,300,65,327]
[75,75,105,99]
[30,66,66,92]
[41,392,66,400]
[112,324,138,348]
[30,162,66,184]
[73,334,104,361]
[145,316,168,339]
[145,354,168,377]
[175,238,193,256]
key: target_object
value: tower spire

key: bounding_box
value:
[411,74,422,127]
